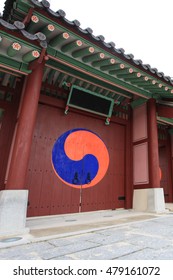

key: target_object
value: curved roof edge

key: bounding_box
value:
[2,0,173,86]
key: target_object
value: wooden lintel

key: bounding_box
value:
[157,104,173,118]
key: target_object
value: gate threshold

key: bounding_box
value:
[26,209,161,240]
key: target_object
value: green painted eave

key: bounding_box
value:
[0,54,31,73]
[31,11,173,98]
[0,30,42,73]
[4,0,173,100]
[47,48,153,100]
[157,116,173,126]
[0,30,41,52]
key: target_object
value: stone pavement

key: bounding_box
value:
[0,207,173,260]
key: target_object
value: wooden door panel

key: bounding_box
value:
[27,103,126,216]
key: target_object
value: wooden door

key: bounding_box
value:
[26,103,126,216]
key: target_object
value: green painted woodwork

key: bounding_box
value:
[11,0,30,22]
[66,84,114,118]
[113,68,134,76]
[47,69,56,84]
[0,30,41,58]
[0,72,5,79]
[92,58,116,67]
[49,33,70,48]
[157,117,173,125]
[130,97,147,109]
[48,49,152,99]
[82,81,88,88]
[123,73,141,80]
[100,63,122,71]
[41,24,55,36]
[0,108,4,119]
[136,79,157,88]
[168,128,173,134]
[21,10,173,100]
[87,84,95,91]
[13,0,31,13]
[47,47,56,57]
[19,63,32,74]
[0,54,30,73]
[74,79,81,86]
[110,66,132,75]
[12,9,23,21]
[9,75,16,88]
[102,89,109,95]
[82,52,105,63]
[54,72,66,86]
[2,2,173,103]
[131,81,150,86]
[95,87,102,93]
[65,76,74,84]
[72,47,94,58]
[7,43,21,57]
[22,50,40,62]
[152,94,161,100]
[27,14,40,33]
[61,40,83,53]
[147,88,165,92]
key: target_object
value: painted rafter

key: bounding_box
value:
[2,0,173,103]
[26,11,173,99]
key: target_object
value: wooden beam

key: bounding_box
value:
[92,58,116,67]
[72,47,94,58]
[27,15,39,33]
[82,52,105,63]
[61,40,83,53]
[115,68,134,77]
[22,50,40,62]
[101,63,124,71]
[49,32,70,48]
[41,24,55,36]
[157,104,173,118]
[7,42,21,57]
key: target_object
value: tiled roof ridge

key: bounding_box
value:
[28,0,173,85]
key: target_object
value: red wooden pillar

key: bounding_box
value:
[5,60,45,190]
[147,98,160,188]
[125,106,133,208]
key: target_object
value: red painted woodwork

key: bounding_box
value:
[133,143,149,185]
[157,104,173,118]
[133,104,147,142]
[125,107,133,209]
[26,99,129,217]
[0,105,16,189]
[159,133,173,202]
[159,146,169,201]
[6,61,45,190]
[147,99,160,188]
[0,84,21,190]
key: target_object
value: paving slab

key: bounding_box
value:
[0,209,173,260]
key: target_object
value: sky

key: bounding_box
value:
[0,0,173,77]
